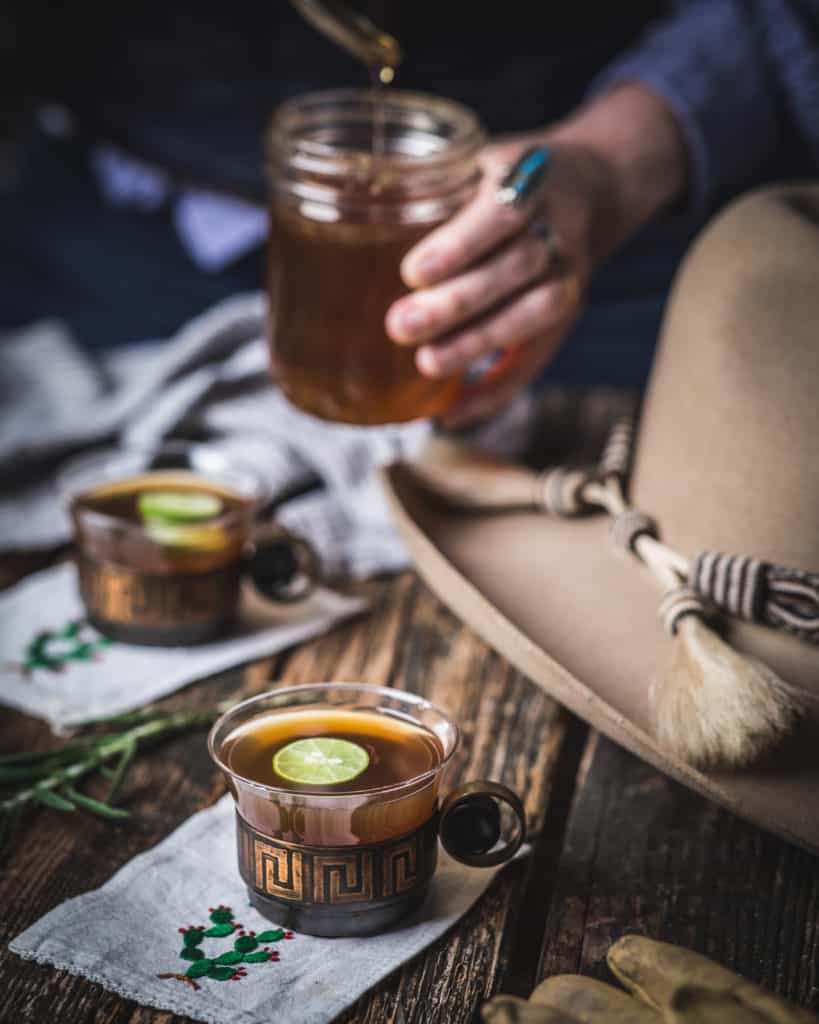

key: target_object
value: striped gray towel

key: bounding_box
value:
[0,294,535,577]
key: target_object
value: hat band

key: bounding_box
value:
[692,551,819,645]
[533,416,819,646]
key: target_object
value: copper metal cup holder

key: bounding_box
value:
[209,685,527,938]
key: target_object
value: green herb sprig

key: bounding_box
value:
[0,701,233,851]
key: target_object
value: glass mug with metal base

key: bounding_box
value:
[209,684,525,937]
[59,444,317,646]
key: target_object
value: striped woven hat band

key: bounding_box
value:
[659,586,710,636]
[692,552,766,622]
[598,418,634,480]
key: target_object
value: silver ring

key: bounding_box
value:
[527,219,553,243]
[495,145,552,209]
[526,219,567,275]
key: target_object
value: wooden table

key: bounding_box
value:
[1,567,818,1023]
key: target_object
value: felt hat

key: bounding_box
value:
[383,183,819,854]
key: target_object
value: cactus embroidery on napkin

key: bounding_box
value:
[14,619,112,676]
[158,904,295,991]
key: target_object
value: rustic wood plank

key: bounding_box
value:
[535,731,819,1011]
[337,579,574,1024]
[276,575,414,688]
[0,650,287,1024]
[0,575,573,1024]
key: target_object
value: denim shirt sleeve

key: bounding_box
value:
[590,0,819,219]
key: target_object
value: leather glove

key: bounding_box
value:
[482,936,817,1023]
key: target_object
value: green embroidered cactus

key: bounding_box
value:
[214,951,243,966]
[243,951,273,964]
[183,928,206,947]
[22,619,112,675]
[206,966,237,982]
[186,959,214,980]
[204,923,235,937]
[164,905,293,988]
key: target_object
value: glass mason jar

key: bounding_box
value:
[266,89,486,425]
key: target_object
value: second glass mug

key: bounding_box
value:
[209,683,526,937]
[266,88,486,426]
[58,443,318,646]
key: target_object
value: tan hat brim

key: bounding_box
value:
[383,462,819,855]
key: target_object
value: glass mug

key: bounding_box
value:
[59,443,317,646]
[267,88,486,425]
[209,683,526,937]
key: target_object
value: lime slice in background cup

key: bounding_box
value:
[137,490,223,523]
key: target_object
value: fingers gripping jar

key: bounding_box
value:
[266,89,485,425]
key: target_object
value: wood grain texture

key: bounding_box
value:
[336,580,574,1024]
[535,731,819,1011]
[3,568,818,1023]
[0,575,570,1024]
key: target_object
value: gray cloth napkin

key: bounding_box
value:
[10,794,523,1024]
[0,562,366,731]
[0,296,534,577]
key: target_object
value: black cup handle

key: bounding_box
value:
[439,780,526,868]
[247,523,321,602]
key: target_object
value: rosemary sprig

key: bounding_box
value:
[0,700,234,851]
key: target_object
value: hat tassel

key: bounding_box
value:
[658,609,799,768]
[583,471,803,768]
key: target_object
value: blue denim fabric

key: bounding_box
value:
[0,134,263,351]
[594,0,819,218]
[0,133,691,387]
[539,220,697,390]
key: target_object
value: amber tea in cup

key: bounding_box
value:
[209,684,525,937]
[222,706,443,843]
[60,445,315,646]
[267,89,485,425]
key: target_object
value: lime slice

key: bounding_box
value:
[272,737,370,786]
[138,490,223,523]
[144,519,229,551]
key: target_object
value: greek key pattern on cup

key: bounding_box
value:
[236,812,438,907]
[77,554,241,628]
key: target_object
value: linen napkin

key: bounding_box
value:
[9,794,522,1024]
[0,296,535,577]
[0,562,366,732]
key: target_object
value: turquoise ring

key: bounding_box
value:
[495,145,552,209]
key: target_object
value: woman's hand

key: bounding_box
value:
[385,137,608,426]
[385,86,688,427]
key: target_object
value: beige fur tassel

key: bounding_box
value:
[584,477,803,769]
[653,614,801,768]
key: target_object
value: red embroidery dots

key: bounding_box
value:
[160,902,295,990]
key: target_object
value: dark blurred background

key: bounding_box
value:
[0,1,681,389]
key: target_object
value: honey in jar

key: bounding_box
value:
[266,89,485,425]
